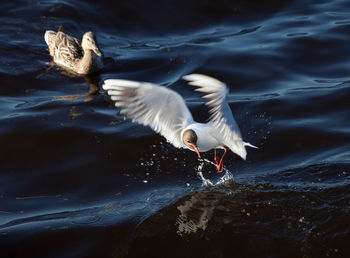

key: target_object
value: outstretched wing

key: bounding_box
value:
[103,79,193,148]
[183,74,255,159]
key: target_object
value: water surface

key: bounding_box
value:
[1,0,350,257]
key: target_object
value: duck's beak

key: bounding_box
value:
[93,47,103,56]
[190,144,201,159]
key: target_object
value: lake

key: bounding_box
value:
[1,0,350,257]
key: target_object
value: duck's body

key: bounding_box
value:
[44,30,103,74]
[102,74,257,172]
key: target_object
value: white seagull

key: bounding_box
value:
[102,74,257,172]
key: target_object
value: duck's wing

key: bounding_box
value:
[44,30,58,56]
[183,74,256,159]
[103,79,193,148]
[53,32,83,65]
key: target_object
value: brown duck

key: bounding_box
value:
[44,30,103,74]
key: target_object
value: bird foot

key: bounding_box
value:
[217,163,224,172]
[214,157,219,165]
[215,147,227,173]
[214,149,219,165]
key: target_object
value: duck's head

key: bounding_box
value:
[182,129,200,158]
[82,32,103,56]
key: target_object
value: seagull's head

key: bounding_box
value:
[182,129,201,158]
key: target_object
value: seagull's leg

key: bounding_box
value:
[214,148,219,165]
[217,147,228,172]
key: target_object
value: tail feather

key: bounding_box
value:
[243,141,258,149]
[44,30,56,46]
[237,143,247,160]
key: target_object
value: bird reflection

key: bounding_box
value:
[54,71,100,102]
[37,57,101,102]
[176,192,215,236]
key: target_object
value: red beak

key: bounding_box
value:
[190,144,201,158]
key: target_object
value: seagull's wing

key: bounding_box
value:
[183,74,256,159]
[103,79,193,148]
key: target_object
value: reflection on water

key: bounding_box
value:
[36,60,102,102]
[129,181,350,257]
[176,192,213,236]
[53,72,101,102]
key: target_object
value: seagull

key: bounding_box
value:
[102,74,257,172]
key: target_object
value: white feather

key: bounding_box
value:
[102,79,193,148]
[183,73,252,160]
[103,75,256,161]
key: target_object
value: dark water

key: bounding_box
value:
[1,0,350,257]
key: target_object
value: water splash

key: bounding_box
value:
[216,170,235,186]
[196,159,235,187]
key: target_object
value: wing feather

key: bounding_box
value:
[103,79,193,148]
[183,74,250,159]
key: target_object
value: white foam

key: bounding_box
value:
[196,159,235,187]
[197,171,214,187]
